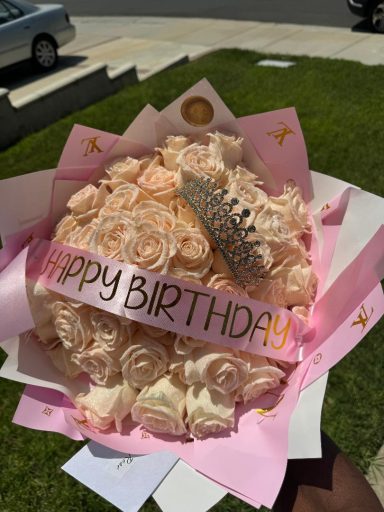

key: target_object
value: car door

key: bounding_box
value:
[0,1,33,68]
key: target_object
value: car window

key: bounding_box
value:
[0,0,23,25]
[3,0,23,18]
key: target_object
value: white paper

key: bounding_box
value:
[288,372,328,459]
[62,441,178,512]
[153,460,227,512]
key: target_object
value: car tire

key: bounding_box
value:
[32,36,58,71]
[370,1,384,33]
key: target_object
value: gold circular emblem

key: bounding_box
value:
[180,96,214,127]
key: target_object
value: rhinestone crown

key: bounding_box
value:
[176,177,265,287]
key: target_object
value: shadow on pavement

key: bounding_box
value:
[0,55,87,91]
[351,18,375,33]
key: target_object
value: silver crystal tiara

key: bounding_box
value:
[176,177,265,287]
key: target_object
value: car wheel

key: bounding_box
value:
[370,1,384,33]
[32,37,58,70]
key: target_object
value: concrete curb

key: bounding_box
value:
[0,62,138,150]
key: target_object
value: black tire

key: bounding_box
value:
[32,36,58,71]
[370,1,384,33]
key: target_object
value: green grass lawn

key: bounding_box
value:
[0,49,383,511]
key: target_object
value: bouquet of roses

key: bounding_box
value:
[0,80,383,510]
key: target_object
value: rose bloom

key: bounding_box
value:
[137,162,178,205]
[184,342,248,395]
[186,382,235,438]
[52,301,93,352]
[169,196,196,226]
[206,272,249,297]
[90,310,132,352]
[171,227,213,278]
[46,343,82,378]
[176,143,226,185]
[292,305,311,324]
[247,277,287,308]
[104,156,141,187]
[158,135,191,171]
[268,182,311,238]
[167,267,203,285]
[75,374,138,432]
[226,180,268,214]
[131,373,187,436]
[120,331,169,389]
[26,280,62,346]
[174,335,206,356]
[71,342,122,385]
[89,212,135,261]
[270,261,318,307]
[235,352,285,404]
[67,219,99,251]
[229,165,263,186]
[52,215,78,244]
[132,201,178,232]
[99,183,151,218]
[67,183,109,223]
[254,206,293,254]
[207,131,243,170]
[121,226,177,274]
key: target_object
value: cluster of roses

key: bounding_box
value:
[28,131,318,438]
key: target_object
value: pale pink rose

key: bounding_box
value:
[228,165,263,186]
[132,201,178,232]
[226,180,268,214]
[174,335,206,355]
[137,162,178,205]
[169,196,196,226]
[168,351,187,383]
[167,267,203,285]
[270,262,318,307]
[208,131,243,169]
[71,343,121,385]
[176,143,226,185]
[268,182,310,237]
[184,342,248,395]
[26,280,62,345]
[171,227,213,278]
[140,323,170,339]
[120,331,169,389]
[131,374,187,436]
[271,240,311,268]
[90,310,132,352]
[75,374,138,432]
[206,273,248,297]
[89,212,135,261]
[52,215,78,244]
[235,352,285,404]
[99,183,151,218]
[46,343,82,378]
[67,183,109,223]
[104,156,141,186]
[292,306,311,324]
[52,301,93,352]
[158,135,191,171]
[247,278,287,308]
[254,206,293,252]
[68,219,99,251]
[121,226,177,274]
[186,382,235,438]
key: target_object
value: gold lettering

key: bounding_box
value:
[351,303,373,332]
[271,316,291,350]
[81,136,103,157]
[266,122,295,146]
[141,431,150,439]
[249,311,272,346]
[321,203,331,211]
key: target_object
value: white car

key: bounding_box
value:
[0,0,75,70]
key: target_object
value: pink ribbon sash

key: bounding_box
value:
[27,239,310,362]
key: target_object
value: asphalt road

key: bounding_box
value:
[35,0,359,29]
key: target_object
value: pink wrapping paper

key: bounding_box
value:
[1,79,383,509]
